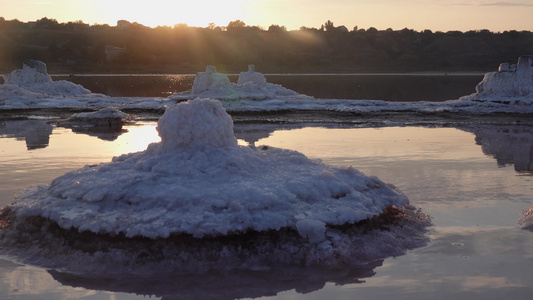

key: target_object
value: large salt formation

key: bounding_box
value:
[0,98,430,273]
[1,60,95,101]
[170,65,308,101]
[6,99,424,239]
[461,55,533,103]
[10,98,411,240]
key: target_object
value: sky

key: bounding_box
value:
[1,0,533,32]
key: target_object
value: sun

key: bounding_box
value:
[93,0,248,28]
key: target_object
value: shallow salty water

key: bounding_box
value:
[0,121,532,299]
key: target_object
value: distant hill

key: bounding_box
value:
[1,18,532,74]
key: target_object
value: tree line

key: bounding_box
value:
[1,17,533,74]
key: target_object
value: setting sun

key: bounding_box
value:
[93,0,249,28]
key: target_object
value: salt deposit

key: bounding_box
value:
[0,98,431,274]
[191,65,231,94]
[9,98,413,241]
[237,64,267,85]
[3,60,53,85]
[460,55,533,104]
[2,60,94,97]
[170,65,310,101]
[68,107,128,121]
[61,107,129,137]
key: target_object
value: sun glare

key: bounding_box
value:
[93,0,248,28]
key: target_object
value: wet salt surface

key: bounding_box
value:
[1,121,532,299]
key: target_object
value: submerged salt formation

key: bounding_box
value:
[170,65,309,101]
[461,55,533,104]
[1,60,96,101]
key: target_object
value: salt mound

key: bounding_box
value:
[460,55,533,104]
[191,65,231,94]
[157,99,237,151]
[10,98,411,241]
[3,60,52,85]
[1,60,94,99]
[169,65,310,101]
[238,64,267,85]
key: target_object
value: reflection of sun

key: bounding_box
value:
[95,0,248,28]
[116,124,160,154]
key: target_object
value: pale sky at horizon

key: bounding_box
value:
[1,0,532,32]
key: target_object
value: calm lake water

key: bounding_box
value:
[0,118,532,299]
[48,73,484,101]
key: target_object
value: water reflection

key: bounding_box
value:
[59,119,128,141]
[47,262,382,300]
[0,120,52,149]
[65,126,127,141]
[460,125,533,173]
[234,123,533,174]
[0,119,129,148]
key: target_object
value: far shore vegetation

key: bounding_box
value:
[1,17,533,74]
